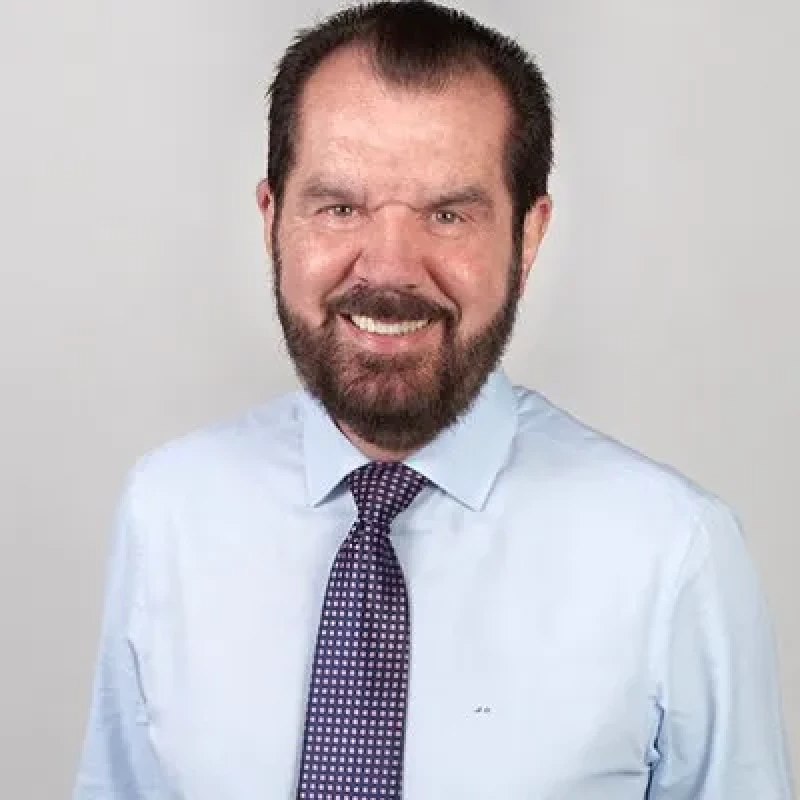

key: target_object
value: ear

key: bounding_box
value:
[256,179,276,251]
[518,194,552,294]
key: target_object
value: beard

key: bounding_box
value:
[273,242,523,455]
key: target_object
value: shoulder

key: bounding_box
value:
[121,389,306,518]
[503,383,742,559]
[508,383,702,494]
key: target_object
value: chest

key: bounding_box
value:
[139,508,660,799]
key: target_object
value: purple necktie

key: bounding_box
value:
[297,462,427,799]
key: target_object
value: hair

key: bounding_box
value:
[266,0,553,235]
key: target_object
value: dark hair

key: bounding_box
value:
[267,0,553,233]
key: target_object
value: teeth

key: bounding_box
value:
[349,315,431,335]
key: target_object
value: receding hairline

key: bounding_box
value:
[287,42,514,168]
[302,40,509,103]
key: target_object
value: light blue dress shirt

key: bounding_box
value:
[74,370,794,799]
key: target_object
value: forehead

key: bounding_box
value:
[289,47,512,196]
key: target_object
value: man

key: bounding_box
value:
[74,2,794,798]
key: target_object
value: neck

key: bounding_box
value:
[337,420,415,463]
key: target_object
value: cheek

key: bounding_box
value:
[278,228,358,313]
[433,243,512,325]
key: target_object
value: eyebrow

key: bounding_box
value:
[297,177,494,211]
[428,185,494,211]
[298,179,362,204]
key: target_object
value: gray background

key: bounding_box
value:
[1,0,797,796]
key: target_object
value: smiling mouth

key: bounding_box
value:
[347,314,433,336]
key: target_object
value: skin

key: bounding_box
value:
[257,46,551,461]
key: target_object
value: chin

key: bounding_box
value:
[341,353,441,405]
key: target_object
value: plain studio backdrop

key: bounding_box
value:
[1,0,798,796]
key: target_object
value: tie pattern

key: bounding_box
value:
[297,462,427,799]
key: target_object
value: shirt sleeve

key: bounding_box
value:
[73,477,169,799]
[647,497,795,799]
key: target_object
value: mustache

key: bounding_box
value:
[327,285,452,323]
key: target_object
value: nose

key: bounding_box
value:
[352,205,429,289]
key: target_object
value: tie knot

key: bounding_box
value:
[347,462,427,527]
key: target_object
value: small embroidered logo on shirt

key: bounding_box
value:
[473,706,492,714]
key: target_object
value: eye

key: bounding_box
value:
[327,204,355,217]
[433,209,463,225]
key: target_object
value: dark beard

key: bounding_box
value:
[273,246,523,454]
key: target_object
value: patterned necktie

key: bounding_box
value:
[297,462,428,799]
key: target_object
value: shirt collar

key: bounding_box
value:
[302,369,518,511]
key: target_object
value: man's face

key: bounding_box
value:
[258,47,550,455]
